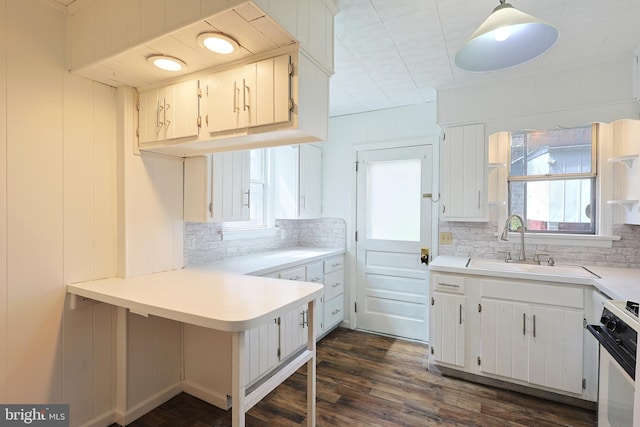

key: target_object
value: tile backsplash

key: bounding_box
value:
[184,218,346,266]
[438,222,640,268]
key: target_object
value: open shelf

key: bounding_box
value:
[607,200,639,212]
[607,154,639,168]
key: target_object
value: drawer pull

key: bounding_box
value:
[438,283,460,288]
[332,263,341,268]
[332,283,340,288]
[331,309,341,315]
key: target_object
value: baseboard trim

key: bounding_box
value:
[183,381,231,410]
[115,383,183,426]
[77,410,116,427]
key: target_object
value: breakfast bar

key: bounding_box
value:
[67,269,324,427]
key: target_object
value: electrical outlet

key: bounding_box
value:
[439,231,453,245]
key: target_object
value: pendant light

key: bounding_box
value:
[454,0,558,72]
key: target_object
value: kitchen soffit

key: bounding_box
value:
[71,2,296,90]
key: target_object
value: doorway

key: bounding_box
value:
[355,144,434,342]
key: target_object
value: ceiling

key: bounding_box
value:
[53,0,640,118]
[330,0,640,116]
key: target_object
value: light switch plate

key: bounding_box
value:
[439,231,453,245]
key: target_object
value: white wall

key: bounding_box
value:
[323,103,441,328]
[0,2,185,425]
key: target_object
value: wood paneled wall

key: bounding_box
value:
[1,1,185,425]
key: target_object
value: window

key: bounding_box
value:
[223,148,273,230]
[508,124,597,234]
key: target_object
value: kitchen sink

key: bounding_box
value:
[467,259,599,278]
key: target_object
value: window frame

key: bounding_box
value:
[506,123,598,235]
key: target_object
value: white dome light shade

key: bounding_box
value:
[455,2,558,72]
[147,55,186,72]
[197,32,239,55]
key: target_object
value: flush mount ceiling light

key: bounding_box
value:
[147,55,186,72]
[454,0,558,72]
[197,32,239,55]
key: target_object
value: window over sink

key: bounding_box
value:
[507,124,597,234]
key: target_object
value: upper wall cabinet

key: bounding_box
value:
[138,80,200,144]
[207,55,291,133]
[184,150,250,223]
[272,143,322,219]
[440,124,488,222]
[137,48,329,156]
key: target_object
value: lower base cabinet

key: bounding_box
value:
[430,272,591,401]
[183,254,344,409]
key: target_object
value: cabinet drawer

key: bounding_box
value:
[306,262,324,283]
[324,270,344,300]
[432,274,465,294]
[481,279,583,308]
[279,266,306,281]
[323,256,344,274]
[324,295,344,329]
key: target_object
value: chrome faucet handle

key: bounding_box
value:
[497,250,512,261]
[533,253,552,265]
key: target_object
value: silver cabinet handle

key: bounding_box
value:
[243,78,249,111]
[459,304,463,325]
[157,99,164,127]
[438,283,459,288]
[533,315,536,338]
[233,81,239,112]
[164,100,170,127]
[332,309,341,315]
[523,313,526,335]
[332,283,340,288]
[243,189,250,209]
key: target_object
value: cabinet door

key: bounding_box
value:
[278,266,308,360]
[208,68,240,132]
[299,144,322,218]
[168,79,199,140]
[528,306,583,394]
[211,150,250,222]
[441,123,487,221]
[272,145,300,219]
[255,54,291,127]
[432,292,465,367]
[480,299,529,380]
[246,318,279,386]
[138,88,162,143]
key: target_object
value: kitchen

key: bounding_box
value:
[1,0,640,426]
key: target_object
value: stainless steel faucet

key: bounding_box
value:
[500,214,527,262]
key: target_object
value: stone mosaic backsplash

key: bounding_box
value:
[438,222,640,268]
[184,218,347,266]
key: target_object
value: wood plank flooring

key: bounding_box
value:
[116,328,596,426]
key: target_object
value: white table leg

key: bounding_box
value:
[232,330,247,427]
[307,299,316,427]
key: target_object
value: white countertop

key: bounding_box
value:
[189,247,345,276]
[67,268,323,332]
[430,255,640,302]
[67,247,343,331]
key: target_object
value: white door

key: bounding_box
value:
[355,145,433,341]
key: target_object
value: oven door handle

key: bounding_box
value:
[587,324,636,381]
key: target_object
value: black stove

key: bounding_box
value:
[587,301,638,380]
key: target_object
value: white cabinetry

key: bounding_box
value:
[184,150,250,222]
[138,80,200,144]
[207,55,291,133]
[480,279,584,395]
[322,256,345,331]
[430,274,465,368]
[273,143,322,219]
[139,49,329,157]
[606,119,640,225]
[429,269,590,400]
[440,123,487,221]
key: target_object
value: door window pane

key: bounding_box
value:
[366,159,420,241]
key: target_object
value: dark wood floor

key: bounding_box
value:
[117,328,596,426]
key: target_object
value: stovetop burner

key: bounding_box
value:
[625,301,639,317]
